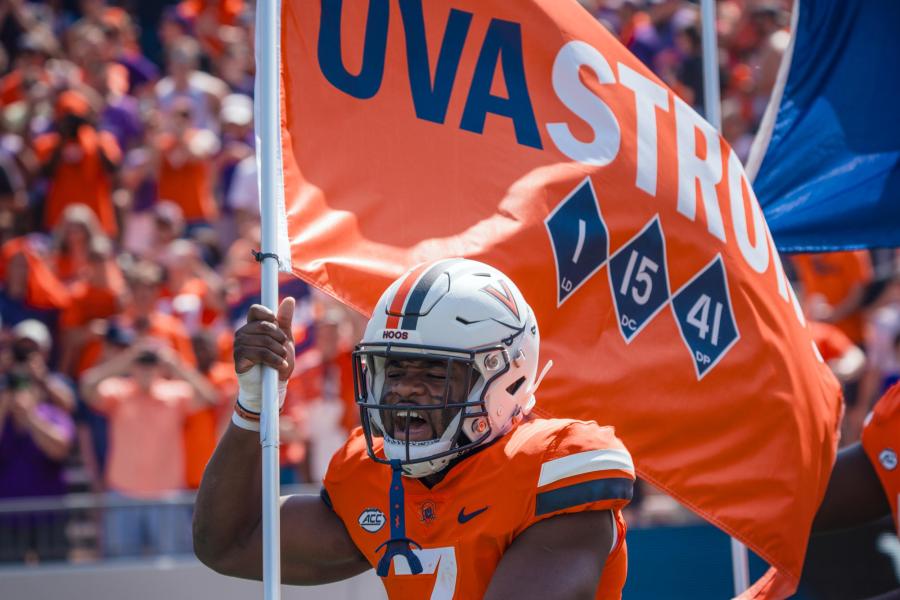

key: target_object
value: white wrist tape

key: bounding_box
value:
[232,365,288,432]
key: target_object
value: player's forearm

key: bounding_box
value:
[812,443,890,533]
[193,422,265,570]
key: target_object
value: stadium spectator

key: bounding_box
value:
[72,323,134,497]
[7,319,75,413]
[50,202,109,284]
[0,235,71,332]
[0,319,75,563]
[793,251,874,346]
[227,153,259,238]
[176,0,247,61]
[120,260,196,365]
[0,28,56,108]
[79,341,217,557]
[78,28,144,153]
[0,151,27,245]
[618,1,665,69]
[747,2,790,103]
[216,38,254,96]
[858,275,900,421]
[57,236,125,376]
[673,22,704,112]
[810,320,868,443]
[33,89,122,238]
[794,251,874,440]
[153,98,221,228]
[290,300,364,481]
[97,9,160,98]
[811,321,867,386]
[158,238,227,334]
[155,36,228,133]
[183,331,237,490]
[214,92,253,247]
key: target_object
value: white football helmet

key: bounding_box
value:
[353,258,549,478]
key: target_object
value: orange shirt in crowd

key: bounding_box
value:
[178,0,244,25]
[183,361,237,489]
[74,312,195,377]
[178,0,244,57]
[0,237,71,310]
[156,132,218,223]
[0,69,51,106]
[161,277,223,327]
[144,312,197,367]
[793,251,873,343]
[94,377,194,498]
[54,253,88,285]
[33,128,122,237]
[59,283,120,330]
[58,257,125,327]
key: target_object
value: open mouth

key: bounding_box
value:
[392,408,435,442]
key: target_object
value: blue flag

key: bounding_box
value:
[747,0,900,253]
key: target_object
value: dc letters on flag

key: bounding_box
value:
[273,1,842,595]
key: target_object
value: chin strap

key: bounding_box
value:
[375,460,423,577]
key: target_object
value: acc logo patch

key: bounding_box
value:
[880,449,898,471]
[358,508,386,533]
[419,500,437,525]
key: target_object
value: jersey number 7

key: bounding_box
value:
[392,546,458,600]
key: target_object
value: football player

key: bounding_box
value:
[194,259,635,599]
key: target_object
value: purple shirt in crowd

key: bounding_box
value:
[0,403,75,499]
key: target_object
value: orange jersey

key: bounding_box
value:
[861,382,900,534]
[323,417,634,599]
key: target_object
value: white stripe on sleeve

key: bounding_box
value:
[538,448,635,488]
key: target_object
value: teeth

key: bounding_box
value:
[397,410,424,420]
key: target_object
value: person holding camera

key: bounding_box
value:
[79,339,216,557]
[0,319,75,563]
[32,89,121,238]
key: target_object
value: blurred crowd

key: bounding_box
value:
[0,0,898,563]
[578,0,793,162]
[0,0,369,562]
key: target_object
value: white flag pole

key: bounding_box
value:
[254,0,282,598]
[700,0,722,131]
[700,0,750,595]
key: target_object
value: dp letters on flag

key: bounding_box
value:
[268,1,841,595]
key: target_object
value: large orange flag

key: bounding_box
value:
[271,1,841,595]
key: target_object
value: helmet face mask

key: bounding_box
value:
[377,356,476,444]
[353,340,517,472]
[353,259,543,478]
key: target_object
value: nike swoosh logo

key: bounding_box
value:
[457,506,489,524]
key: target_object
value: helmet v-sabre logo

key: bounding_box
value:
[480,280,520,320]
